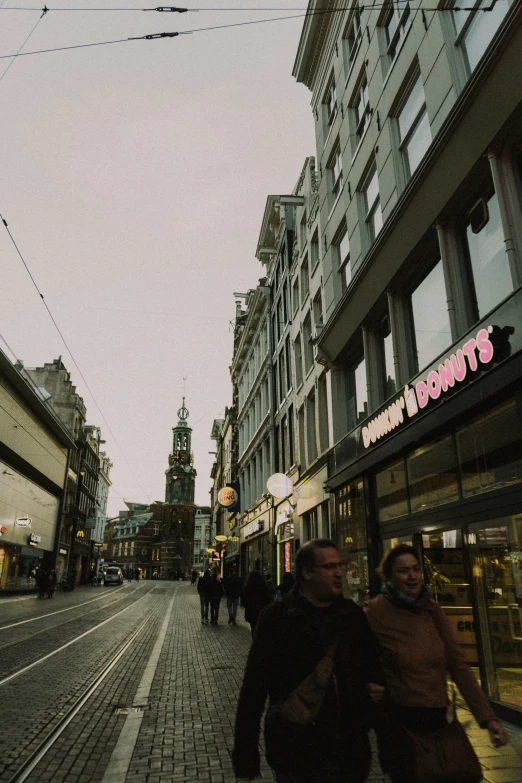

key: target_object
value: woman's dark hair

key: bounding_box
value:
[295,539,337,581]
[378,544,420,582]
[280,571,295,594]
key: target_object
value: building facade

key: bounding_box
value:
[0,350,75,591]
[294,0,522,722]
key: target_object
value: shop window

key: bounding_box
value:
[336,479,369,604]
[395,70,432,179]
[456,398,522,498]
[409,260,452,373]
[407,435,460,512]
[376,458,408,521]
[463,189,513,321]
[421,527,470,608]
[453,0,511,75]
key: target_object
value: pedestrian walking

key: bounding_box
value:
[274,571,294,602]
[36,568,48,599]
[208,571,224,624]
[366,544,508,783]
[223,567,243,625]
[233,539,384,783]
[197,569,211,623]
[97,566,104,586]
[264,572,276,600]
[243,569,271,633]
[47,569,57,598]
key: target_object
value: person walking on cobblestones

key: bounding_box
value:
[197,569,211,623]
[208,571,224,624]
[233,539,384,783]
[243,569,271,633]
[224,567,243,625]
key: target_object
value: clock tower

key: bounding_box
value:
[165,398,197,504]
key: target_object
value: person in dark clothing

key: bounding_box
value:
[208,572,224,624]
[197,569,211,623]
[243,570,271,632]
[36,569,48,599]
[275,571,295,601]
[223,568,243,625]
[232,539,384,783]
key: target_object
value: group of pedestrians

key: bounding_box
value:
[36,568,57,598]
[232,539,508,783]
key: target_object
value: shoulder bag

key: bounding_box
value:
[399,607,482,783]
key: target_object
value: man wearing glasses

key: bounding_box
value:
[232,539,384,783]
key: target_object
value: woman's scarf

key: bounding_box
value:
[381,580,432,610]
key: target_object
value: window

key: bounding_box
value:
[318,373,329,453]
[303,315,314,374]
[300,212,307,251]
[336,479,368,603]
[323,77,337,127]
[195,525,201,536]
[334,225,351,292]
[282,281,289,325]
[300,256,310,302]
[379,312,396,399]
[343,8,362,73]
[304,508,319,541]
[285,335,292,391]
[396,71,431,178]
[292,277,300,314]
[453,0,510,74]
[410,260,451,373]
[407,435,460,512]
[363,168,383,244]
[281,415,287,474]
[346,347,368,429]
[352,74,370,142]
[294,334,304,387]
[457,399,522,498]
[279,350,287,400]
[306,390,317,464]
[328,143,343,201]
[383,0,411,62]
[310,230,320,271]
[298,405,306,467]
[313,290,323,331]
[375,459,408,521]
[463,190,513,320]
[288,404,295,466]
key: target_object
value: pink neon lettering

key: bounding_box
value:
[415,381,429,409]
[476,328,494,364]
[427,370,442,400]
[462,338,478,371]
[450,349,467,382]
[438,359,455,392]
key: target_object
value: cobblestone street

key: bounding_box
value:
[2,582,522,782]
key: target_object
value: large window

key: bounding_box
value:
[396,71,431,178]
[379,312,396,399]
[294,334,303,387]
[453,0,510,74]
[323,76,337,129]
[343,8,362,73]
[463,190,513,320]
[376,458,409,521]
[363,168,383,244]
[310,229,320,271]
[336,479,369,604]
[292,277,299,315]
[306,390,318,464]
[300,255,310,302]
[298,405,306,467]
[383,0,411,63]
[407,435,460,512]
[303,315,314,374]
[346,348,368,429]
[457,399,522,498]
[318,373,329,453]
[410,260,451,373]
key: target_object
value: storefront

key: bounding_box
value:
[328,288,522,723]
[239,505,272,578]
[276,502,295,583]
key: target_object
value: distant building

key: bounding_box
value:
[193,506,212,572]
[109,502,154,577]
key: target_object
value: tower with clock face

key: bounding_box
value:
[165,398,197,504]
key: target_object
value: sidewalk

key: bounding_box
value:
[120,584,522,782]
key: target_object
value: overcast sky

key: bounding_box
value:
[1,0,316,515]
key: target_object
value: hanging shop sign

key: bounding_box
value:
[217,483,241,512]
[362,326,496,450]
[59,547,68,555]
[29,533,41,546]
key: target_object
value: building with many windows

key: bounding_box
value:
[294,0,522,722]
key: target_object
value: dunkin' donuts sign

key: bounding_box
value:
[361,326,495,449]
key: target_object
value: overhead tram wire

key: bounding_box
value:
[0,3,496,10]
[0,4,47,83]
[0,213,150,501]
[0,3,496,59]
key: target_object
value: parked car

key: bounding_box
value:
[104,566,124,585]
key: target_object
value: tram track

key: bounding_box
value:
[6,602,162,783]
[0,584,147,654]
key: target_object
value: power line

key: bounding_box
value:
[0,212,151,500]
[0,3,493,10]
[0,9,46,83]
[0,2,496,58]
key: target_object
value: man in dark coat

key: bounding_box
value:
[223,567,243,625]
[208,571,224,624]
[197,569,211,623]
[232,539,384,783]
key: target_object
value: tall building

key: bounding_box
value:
[165,398,196,505]
[293,0,522,723]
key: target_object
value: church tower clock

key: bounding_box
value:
[165,398,197,504]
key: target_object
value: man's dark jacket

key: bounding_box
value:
[232,587,383,781]
[223,573,243,600]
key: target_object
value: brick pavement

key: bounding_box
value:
[119,583,522,783]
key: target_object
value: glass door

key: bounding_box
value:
[468,514,522,709]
